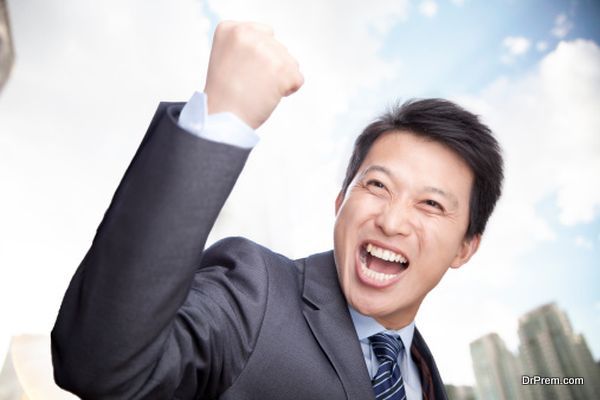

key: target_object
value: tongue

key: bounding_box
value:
[367,254,405,274]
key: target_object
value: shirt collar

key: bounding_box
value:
[348,305,416,350]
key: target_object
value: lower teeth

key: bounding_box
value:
[361,263,398,281]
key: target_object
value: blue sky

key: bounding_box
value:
[203,0,600,383]
[0,0,598,389]
[359,0,600,383]
[378,0,600,94]
[384,0,600,383]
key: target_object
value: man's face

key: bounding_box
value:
[333,131,480,329]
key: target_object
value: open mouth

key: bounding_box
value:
[358,242,410,284]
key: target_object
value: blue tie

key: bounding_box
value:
[369,332,407,400]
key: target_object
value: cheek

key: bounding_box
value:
[412,214,440,255]
[346,193,386,221]
[417,221,457,265]
[333,209,353,267]
[424,229,465,271]
[335,199,361,232]
[333,209,349,247]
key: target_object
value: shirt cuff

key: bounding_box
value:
[178,91,259,149]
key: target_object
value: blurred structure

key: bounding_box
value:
[445,384,476,400]
[518,303,600,400]
[0,0,14,92]
[0,344,24,400]
[469,302,599,400]
[470,333,527,400]
[0,336,77,400]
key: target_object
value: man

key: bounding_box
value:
[52,21,503,399]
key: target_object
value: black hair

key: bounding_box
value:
[341,98,504,239]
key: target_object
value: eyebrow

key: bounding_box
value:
[360,165,392,178]
[360,165,460,208]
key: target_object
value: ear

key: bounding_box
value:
[334,191,344,215]
[449,234,481,269]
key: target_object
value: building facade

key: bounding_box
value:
[470,333,526,400]
[518,303,600,400]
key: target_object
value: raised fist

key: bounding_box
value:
[204,21,304,129]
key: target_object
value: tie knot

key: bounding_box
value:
[369,332,404,362]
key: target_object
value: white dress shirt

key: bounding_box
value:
[349,307,423,400]
[178,91,258,148]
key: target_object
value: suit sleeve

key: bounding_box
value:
[51,103,261,398]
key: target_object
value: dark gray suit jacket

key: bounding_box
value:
[51,103,448,399]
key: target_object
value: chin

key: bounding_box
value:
[347,289,387,316]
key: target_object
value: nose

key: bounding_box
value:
[375,200,414,237]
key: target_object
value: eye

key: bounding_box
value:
[423,199,444,211]
[366,179,386,190]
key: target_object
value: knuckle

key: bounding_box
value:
[233,24,263,48]
[257,41,282,66]
[230,23,246,38]
[235,22,257,36]
[253,39,270,57]
[260,24,274,35]
[272,55,286,70]
[215,20,234,35]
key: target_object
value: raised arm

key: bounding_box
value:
[51,21,302,398]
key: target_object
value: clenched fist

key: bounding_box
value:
[204,21,304,129]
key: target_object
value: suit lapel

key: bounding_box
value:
[412,328,448,400]
[300,251,375,400]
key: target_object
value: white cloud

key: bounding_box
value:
[462,39,600,229]
[536,41,548,52]
[419,0,439,18]
[540,41,600,225]
[429,40,600,383]
[574,235,593,250]
[2,0,598,388]
[420,291,521,382]
[503,36,531,55]
[552,13,573,38]
[0,0,412,364]
[0,0,212,363]
[501,36,531,64]
[203,0,409,256]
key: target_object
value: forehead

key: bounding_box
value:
[361,130,474,197]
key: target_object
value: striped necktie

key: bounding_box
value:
[369,332,407,400]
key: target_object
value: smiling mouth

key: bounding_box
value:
[359,242,410,282]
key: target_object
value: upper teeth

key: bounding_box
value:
[366,243,407,264]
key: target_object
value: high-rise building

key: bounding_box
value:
[518,303,600,400]
[445,384,476,400]
[0,0,15,92]
[470,333,526,400]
